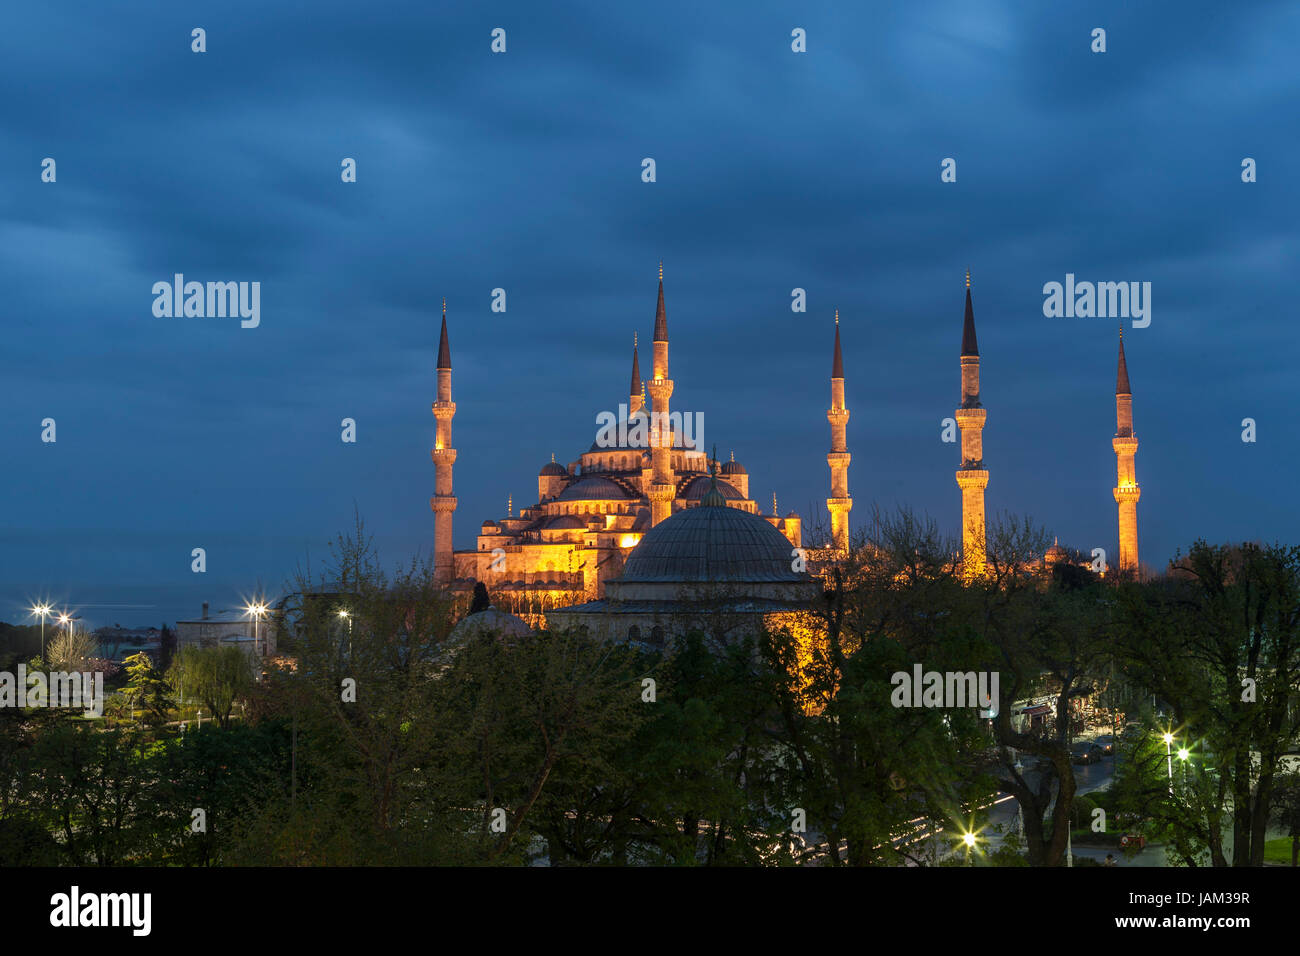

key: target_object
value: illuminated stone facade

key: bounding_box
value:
[1113,328,1140,573]
[438,269,805,624]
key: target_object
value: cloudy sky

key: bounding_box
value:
[3,0,1297,627]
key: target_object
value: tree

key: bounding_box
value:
[168,646,254,730]
[1116,541,1300,865]
[122,652,172,725]
[46,626,99,672]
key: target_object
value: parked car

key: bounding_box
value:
[1070,742,1104,765]
[1093,735,1115,755]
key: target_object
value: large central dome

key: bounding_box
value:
[620,502,806,583]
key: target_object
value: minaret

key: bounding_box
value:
[430,299,457,586]
[826,310,852,552]
[955,272,988,575]
[1112,326,1140,574]
[629,332,643,416]
[645,263,676,526]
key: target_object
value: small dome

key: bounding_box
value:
[620,503,807,583]
[481,520,498,530]
[721,459,746,476]
[540,461,568,477]
[449,606,532,642]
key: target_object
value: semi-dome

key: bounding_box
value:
[543,514,586,530]
[556,476,631,501]
[682,475,743,500]
[620,500,806,583]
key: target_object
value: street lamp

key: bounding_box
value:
[29,603,52,661]
[1162,731,1175,797]
[245,602,268,656]
[337,609,352,659]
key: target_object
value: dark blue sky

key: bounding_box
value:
[3,1,1298,628]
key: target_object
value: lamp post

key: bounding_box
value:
[29,604,52,662]
[246,602,268,656]
[962,831,976,866]
[338,609,352,659]
[1163,732,1175,797]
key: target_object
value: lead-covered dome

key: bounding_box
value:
[620,501,805,583]
[556,476,630,501]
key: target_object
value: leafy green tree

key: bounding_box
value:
[1116,541,1300,865]
[168,645,254,730]
[122,651,172,725]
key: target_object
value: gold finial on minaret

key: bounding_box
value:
[965,269,971,289]
[634,331,637,348]
[772,491,778,516]
[508,494,513,517]
[442,296,446,317]
[835,309,839,326]
[658,260,663,282]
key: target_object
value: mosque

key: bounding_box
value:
[429,268,1142,636]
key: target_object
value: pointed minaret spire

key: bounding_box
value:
[773,491,778,516]
[653,263,668,346]
[1113,325,1140,574]
[437,299,452,370]
[832,310,844,379]
[961,273,979,358]
[1116,323,1132,395]
[827,312,852,552]
[629,331,642,409]
[430,300,458,586]
[508,494,513,518]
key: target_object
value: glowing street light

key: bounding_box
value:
[29,603,52,661]
[1177,748,1190,762]
[245,602,268,656]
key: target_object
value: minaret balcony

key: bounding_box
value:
[955,469,989,489]
[432,401,456,420]
[1112,436,1138,454]
[431,447,458,466]
[954,408,986,428]
[429,495,458,513]
[1113,484,1141,503]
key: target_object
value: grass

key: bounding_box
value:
[1263,836,1297,865]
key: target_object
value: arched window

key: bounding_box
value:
[650,625,665,646]
[628,625,641,642]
